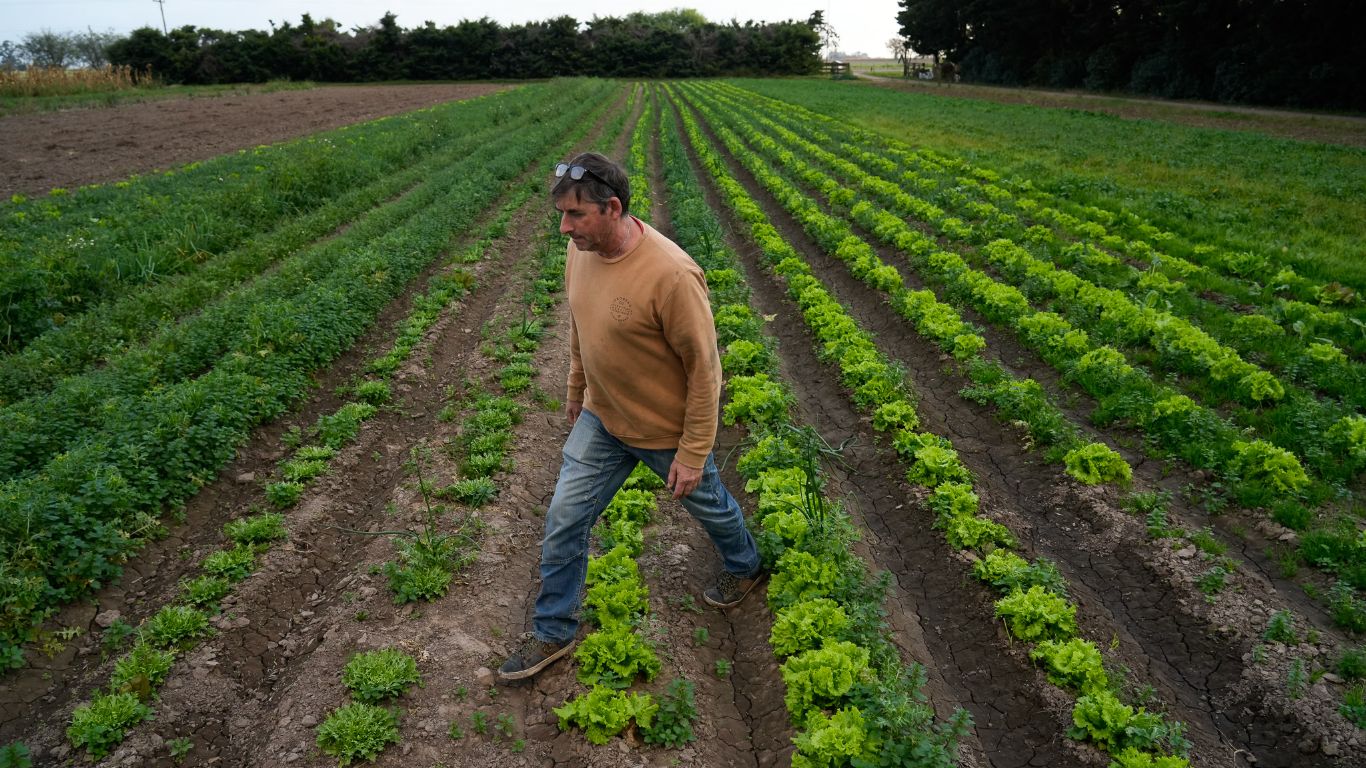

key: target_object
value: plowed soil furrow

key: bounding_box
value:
[673,96,1342,767]
[648,104,796,767]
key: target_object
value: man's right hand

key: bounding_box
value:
[566,400,583,427]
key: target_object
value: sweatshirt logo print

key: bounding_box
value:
[610,297,632,324]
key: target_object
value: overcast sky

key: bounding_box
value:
[1,1,905,59]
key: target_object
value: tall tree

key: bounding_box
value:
[0,40,23,69]
[896,0,963,63]
[20,30,73,68]
[71,29,119,68]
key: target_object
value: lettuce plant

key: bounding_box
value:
[768,549,840,610]
[315,702,400,766]
[994,586,1077,643]
[1064,442,1132,485]
[781,640,870,721]
[792,707,869,768]
[724,373,793,427]
[574,626,661,689]
[1029,638,1109,695]
[67,692,153,759]
[582,575,649,628]
[770,598,849,658]
[553,686,657,745]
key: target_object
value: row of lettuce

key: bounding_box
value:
[679,81,1365,627]
[0,79,618,676]
[682,84,1135,487]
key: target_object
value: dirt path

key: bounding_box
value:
[0,83,509,198]
[852,73,1366,148]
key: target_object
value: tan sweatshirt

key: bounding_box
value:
[565,217,721,468]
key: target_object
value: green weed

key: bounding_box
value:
[167,736,193,763]
[224,512,287,546]
[1263,610,1298,644]
[142,605,213,650]
[641,678,698,747]
[201,545,257,582]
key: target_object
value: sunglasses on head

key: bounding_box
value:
[555,162,618,198]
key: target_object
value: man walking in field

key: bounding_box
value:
[498,152,763,681]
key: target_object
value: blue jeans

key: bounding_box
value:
[532,409,760,644]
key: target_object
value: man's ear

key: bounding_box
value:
[606,196,624,218]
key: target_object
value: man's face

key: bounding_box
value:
[555,190,621,254]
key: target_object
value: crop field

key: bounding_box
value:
[1,78,1364,768]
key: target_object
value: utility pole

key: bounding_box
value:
[153,0,168,34]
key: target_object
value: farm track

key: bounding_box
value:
[671,91,1359,767]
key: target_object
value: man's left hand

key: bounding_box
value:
[666,459,702,500]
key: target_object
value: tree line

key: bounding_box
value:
[896,0,1362,110]
[0,30,121,69]
[1,11,823,82]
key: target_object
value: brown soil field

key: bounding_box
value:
[0,83,508,198]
